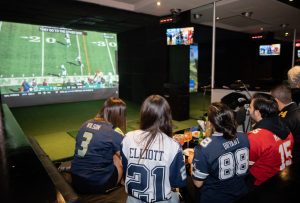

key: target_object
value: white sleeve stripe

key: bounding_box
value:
[180,165,187,180]
[192,168,209,179]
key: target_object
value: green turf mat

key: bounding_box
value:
[34,132,75,161]
[11,94,211,160]
[67,130,78,139]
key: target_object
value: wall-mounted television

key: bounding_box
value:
[166,27,194,45]
[259,44,281,56]
[297,49,300,58]
[0,21,119,107]
[189,44,198,93]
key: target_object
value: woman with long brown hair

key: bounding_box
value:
[71,97,126,194]
[121,95,186,203]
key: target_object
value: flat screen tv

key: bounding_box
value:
[0,21,119,107]
[189,44,198,93]
[166,27,194,45]
[297,49,300,58]
[259,44,281,56]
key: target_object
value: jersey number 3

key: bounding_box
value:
[78,132,93,157]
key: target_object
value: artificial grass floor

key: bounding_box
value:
[11,93,211,161]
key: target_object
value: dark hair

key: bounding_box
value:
[96,97,127,133]
[208,102,237,140]
[271,83,292,104]
[251,93,278,118]
[139,95,173,156]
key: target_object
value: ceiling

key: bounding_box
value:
[0,0,299,40]
[79,0,300,40]
[0,0,159,33]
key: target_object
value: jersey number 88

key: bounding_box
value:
[218,148,249,180]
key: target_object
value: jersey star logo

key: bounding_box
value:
[279,111,287,118]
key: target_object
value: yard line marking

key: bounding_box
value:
[76,34,83,75]
[76,34,81,56]
[41,31,45,76]
[0,21,2,32]
[82,34,91,74]
[104,37,115,74]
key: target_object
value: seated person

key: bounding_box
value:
[247,93,294,187]
[121,95,186,203]
[191,102,250,203]
[70,97,126,194]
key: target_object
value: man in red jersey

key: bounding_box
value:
[247,93,294,187]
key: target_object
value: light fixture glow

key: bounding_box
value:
[157,1,161,6]
[241,11,253,18]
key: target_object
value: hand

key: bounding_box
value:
[58,161,71,172]
[183,149,194,165]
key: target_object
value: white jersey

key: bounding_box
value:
[121,130,186,203]
[65,36,71,47]
[61,65,67,77]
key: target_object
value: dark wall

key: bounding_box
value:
[168,46,190,86]
[194,27,293,90]
[118,11,193,104]
[118,25,168,103]
[118,10,294,104]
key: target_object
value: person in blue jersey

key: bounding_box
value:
[121,95,186,203]
[21,79,31,92]
[191,102,250,203]
[71,97,126,194]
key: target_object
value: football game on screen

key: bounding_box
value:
[0,21,119,106]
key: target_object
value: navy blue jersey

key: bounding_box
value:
[192,132,249,203]
[71,119,123,186]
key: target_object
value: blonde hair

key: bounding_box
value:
[287,66,300,88]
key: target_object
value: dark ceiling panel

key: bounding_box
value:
[277,0,300,10]
[0,0,159,33]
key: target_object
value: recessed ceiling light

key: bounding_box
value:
[241,11,253,18]
[289,0,294,2]
[170,8,181,16]
[216,17,220,20]
[157,1,161,6]
[193,14,201,19]
[260,27,264,31]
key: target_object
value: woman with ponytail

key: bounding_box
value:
[191,102,250,203]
